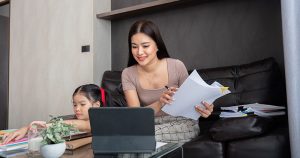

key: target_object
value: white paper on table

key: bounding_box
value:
[162,70,231,120]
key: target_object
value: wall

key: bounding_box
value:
[9,0,94,128]
[110,0,285,73]
[281,0,300,157]
[93,0,111,84]
[0,15,9,129]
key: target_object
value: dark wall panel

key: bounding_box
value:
[111,0,155,10]
[0,15,9,129]
[111,0,284,74]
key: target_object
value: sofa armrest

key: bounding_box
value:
[198,111,221,135]
[209,116,274,141]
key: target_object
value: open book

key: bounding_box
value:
[162,70,231,120]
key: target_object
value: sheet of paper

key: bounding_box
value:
[156,142,167,149]
[162,70,231,120]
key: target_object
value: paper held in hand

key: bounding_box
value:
[162,70,231,120]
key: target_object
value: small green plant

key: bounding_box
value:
[41,116,78,145]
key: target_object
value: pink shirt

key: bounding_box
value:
[122,58,188,106]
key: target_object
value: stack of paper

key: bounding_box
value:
[220,103,286,118]
[0,138,28,151]
[0,137,28,157]
[0,148,28,158]
[162,70,231,120]
[219,111,247,118]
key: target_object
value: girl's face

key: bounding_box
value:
[131,33,159,67]
[72,93,100,120]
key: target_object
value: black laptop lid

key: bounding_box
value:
[88,107,156,154]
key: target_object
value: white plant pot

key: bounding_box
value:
[40,142,66,158]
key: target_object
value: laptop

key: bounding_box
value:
[88,107,156,154]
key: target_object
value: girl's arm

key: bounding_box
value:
[2,126,29,144]
[63,119,91,132]
[2,121,47,144]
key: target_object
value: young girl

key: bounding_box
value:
[2,84,102,144]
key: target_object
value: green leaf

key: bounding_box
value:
[40,115,79,145]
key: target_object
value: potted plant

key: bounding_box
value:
[40,116,78,158]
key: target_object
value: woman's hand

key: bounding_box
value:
[159,87,177,106]
[2,126,29,144]
[195,101,214,118]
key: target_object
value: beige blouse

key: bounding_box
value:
[122,58,188,106]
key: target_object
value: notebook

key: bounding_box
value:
[88,107,156,154]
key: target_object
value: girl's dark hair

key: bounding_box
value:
[72,84,101,105]
[127,20,170,67]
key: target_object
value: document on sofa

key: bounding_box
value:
[162,70,231,120]
[220,103,286,118]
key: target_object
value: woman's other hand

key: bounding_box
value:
[2,126,29,145]
[159,87,177,106]
[195,101,214,118]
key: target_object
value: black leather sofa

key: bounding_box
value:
[100,58,290,158]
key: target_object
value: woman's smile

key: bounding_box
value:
[137,56,146,62]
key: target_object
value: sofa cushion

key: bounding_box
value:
[209,116,273,141]
[183,135,224,158]
[227,127,290,158]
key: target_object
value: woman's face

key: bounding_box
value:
[72,93,99,120]
[131,33,159,67]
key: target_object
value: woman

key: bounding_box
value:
[122,20,214,143]
[2,84,102,144]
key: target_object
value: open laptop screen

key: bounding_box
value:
[88,107,156,153]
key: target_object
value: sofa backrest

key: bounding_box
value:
[194,58,286,108]
[101,71,127,107]
[101,58,286,108]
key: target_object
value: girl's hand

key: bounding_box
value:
[2,126,28,145]
[30,121,47,128]
[195,101,214,118]
[2,121,47,145]
[159,87,177,106]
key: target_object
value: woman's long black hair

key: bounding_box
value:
[127,20,170,67]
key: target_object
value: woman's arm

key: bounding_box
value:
[124,88,176,115]
[124,90,163,114]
